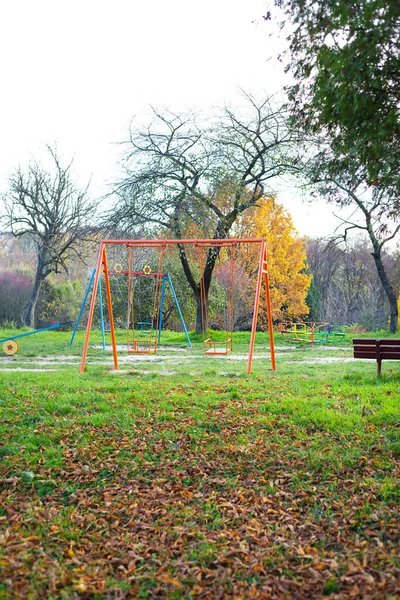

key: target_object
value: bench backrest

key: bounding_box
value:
[353,338,400,360]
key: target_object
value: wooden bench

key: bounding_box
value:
[353,338,400,375]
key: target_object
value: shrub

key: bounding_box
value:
[37,279,83,328]
[0,271,33,326]
[346,323,367,334]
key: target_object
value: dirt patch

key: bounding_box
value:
[92,344,188,352]
[0,368,57,372]
[286,357,364,365]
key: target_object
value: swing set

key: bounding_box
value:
[70,264,191,352]
[80,238,276,375]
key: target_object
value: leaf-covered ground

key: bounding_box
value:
[0,330,399,598]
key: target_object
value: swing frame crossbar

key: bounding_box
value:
[80,238,276,375]
[108,271,166,278]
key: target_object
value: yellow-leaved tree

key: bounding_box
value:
[236,197,312,326]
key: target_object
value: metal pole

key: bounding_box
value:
[89,237,267,247]
[167,273,192,348]
[247,241,265,375]
[69,269,96,346]
[262,246,276,371]
[98,276,106,350]
[158,275,166,344]
[80,246,104,373]
[1,321,73,344]
[102,245,119,370]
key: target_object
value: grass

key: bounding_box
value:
[0,327,399,598]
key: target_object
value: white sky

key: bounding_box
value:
[0,0,337,238]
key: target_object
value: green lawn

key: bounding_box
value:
[0,329,399,598]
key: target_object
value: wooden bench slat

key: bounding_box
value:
[380,351,400,360]
[353,346,376,351]
[380,347,400,352]
[353,346,400,353]
[354,350,400,357]
[353,338,400,346]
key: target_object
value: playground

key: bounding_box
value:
[0,239,399,598]
[0,232,398,599]
[0,324,399,598]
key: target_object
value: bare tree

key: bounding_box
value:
[306,233,399,331]
[305,149,400,332]
[108,94,303,332]
[2,147,97,327]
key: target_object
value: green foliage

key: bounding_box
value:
[37,279,83,327]
[0,270,33,326]
[305,278,321,322]
[276,0,400,190]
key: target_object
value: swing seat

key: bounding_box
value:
[127,339,158,354]
[204,338,233,355]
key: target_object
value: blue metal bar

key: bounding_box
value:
[0,321,73,344]
[167,273,192,348]
[158,275,167,344]
[69,269,96,346]
[98,276,106,350]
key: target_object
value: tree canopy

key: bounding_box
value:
[270,0,400,331]
[274,0,400,191]
[238,197,311,323]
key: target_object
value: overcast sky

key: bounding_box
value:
[0,0,336,237]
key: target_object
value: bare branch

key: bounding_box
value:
[2,146,98,327]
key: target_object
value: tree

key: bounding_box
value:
[267,0,400,330]
[273,0,400,193]
[304,238,342,322]
[237,197,312,324]
[2,147,97,327]
[308,161,400,331]
[306,236,398,329]
[109,95,302,332]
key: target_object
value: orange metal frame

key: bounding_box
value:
[80,239,276,375]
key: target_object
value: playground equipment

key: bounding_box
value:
[126,246,164,354]
[195,240,236,355]
[278,322,346,345]
[125,245,191,353]
[70,269,106,349]
[80,238,276,375]
[1,321,73,355]
[322,324,346,343]
[71,265,192,352]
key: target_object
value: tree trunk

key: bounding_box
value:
[176,242,216,335]
[371,250,398,333]
[195,290,209,335]
[22,261,45,328]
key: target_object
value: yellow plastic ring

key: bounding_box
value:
[114,263,123,273]
[143,265,152,275]
[3,340,19,355]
